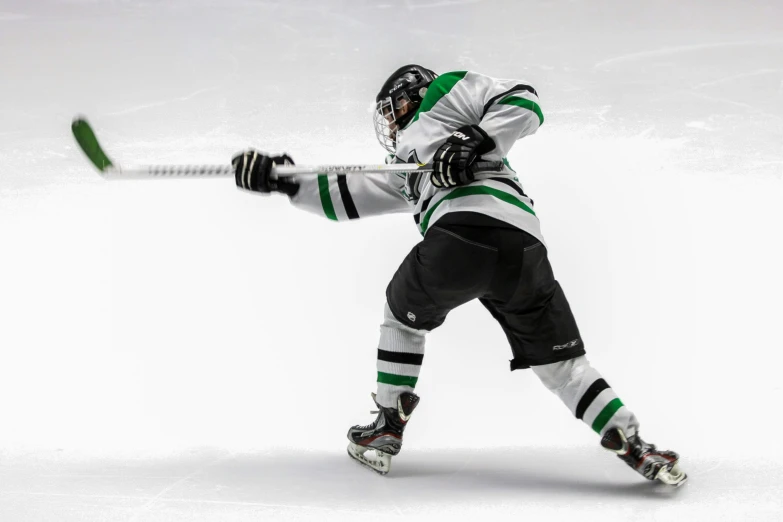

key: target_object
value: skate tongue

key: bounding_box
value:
[600,428,629,454]
[397,392,420,421]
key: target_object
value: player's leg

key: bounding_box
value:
[373,302,426,408]
[345,303,425,474]
[347,220,499,474]
[532,356,684,485]
[532,355,639,437]
[483,247,639,436]
[483,233,686,486]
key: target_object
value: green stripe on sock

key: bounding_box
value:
[498,95,544,126]
[420,185,536,234]
[317,174,337,221]
[377,371,418,388]
[591,398,624,434]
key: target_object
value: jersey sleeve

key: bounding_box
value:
[289,172,411,221]
[478,79,544,161]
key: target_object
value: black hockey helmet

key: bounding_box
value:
[374,64,437,153]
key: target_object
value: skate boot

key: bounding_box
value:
[346,392,420,475]
[601,428,687,486]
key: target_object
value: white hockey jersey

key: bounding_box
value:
[290,70,545,244]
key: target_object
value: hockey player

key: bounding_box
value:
[232,65,686,486]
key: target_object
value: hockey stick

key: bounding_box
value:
[71,117,465,180]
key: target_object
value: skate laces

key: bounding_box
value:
[629,435,656,459]
[355,410,382,431]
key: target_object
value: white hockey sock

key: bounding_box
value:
[375,302,427,408]
[532,356,640,437]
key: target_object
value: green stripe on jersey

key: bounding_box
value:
[419,185,536,234]
[377,371,418,388]
[317,174,337,221]
[499,95,544,125]
[408,71,468,127]
[591,398,624,434]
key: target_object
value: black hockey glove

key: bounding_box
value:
[431,125,496,188]
[233,149,299,197]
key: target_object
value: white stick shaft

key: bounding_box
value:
[100,163,431,180]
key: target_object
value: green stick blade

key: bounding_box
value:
[71,117,114,172]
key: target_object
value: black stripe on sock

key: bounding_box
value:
[488,177,528,198]
[482,84,538,117]
[575,378,610,420]
[337,175,360,219]
[378,349,424,366]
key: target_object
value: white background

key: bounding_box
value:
[1,0,782,520]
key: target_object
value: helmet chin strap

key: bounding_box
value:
[394,111,415,132]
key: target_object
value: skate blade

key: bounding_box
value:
[656,462,687,487]
[347,442,392,475]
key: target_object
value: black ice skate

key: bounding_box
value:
[601,428,687,486]
[346,392,420,475]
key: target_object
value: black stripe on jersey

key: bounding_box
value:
[420,194,434,213]
[488,177,528,198]
[575,379,610,420]
[413,194,435,226]
[482,84,538,117]
[336,175,360,219]
[378,349,424,366]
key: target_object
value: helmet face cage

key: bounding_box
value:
[373,66,436,153]
[373,91,414,154]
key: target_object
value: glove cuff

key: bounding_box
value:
[461,124,489,141]
[460,124,496,156]
[277,179,300,197]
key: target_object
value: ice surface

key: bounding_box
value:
[2,448,781,522]
[1,0,782,520]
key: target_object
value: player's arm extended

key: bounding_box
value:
[290,170,410,221]
[232,149,411,221]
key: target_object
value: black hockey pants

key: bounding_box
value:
[386,212,585,370]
